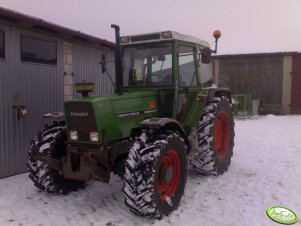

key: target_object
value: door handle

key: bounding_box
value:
[13,105,28,120]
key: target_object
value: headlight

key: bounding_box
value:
[90,132,99,142]
[70,131,78,141]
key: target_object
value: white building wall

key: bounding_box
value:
[64,41,73,100]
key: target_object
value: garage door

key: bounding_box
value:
[0,25,64,178]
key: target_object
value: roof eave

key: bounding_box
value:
[0,6,114,48]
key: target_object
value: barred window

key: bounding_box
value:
[21,36,57,65]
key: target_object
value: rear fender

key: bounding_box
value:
[207,88,232,103]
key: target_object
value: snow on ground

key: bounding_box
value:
[0,115,301,226]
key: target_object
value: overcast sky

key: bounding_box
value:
[0,0,300,54]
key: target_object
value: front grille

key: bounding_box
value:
[65,102,97,141]
[78,131,90,141]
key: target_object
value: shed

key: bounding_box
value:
[0,6,115,178]
[212,52,301,114]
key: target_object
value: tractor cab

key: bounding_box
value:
[119,31,217,124]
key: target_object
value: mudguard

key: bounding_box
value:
[140,118,190,151]
[207,88,232,103]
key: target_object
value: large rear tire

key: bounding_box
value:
[27,121,85,194]
[122,131,187,218]
[190,96,235,175]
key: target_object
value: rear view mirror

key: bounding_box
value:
[99,53,116,88]
[201,48,212,64]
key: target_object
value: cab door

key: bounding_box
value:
[176,44,202,126]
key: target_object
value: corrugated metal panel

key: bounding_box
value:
[218,56,283,105]
[291,54,301,114]
[73,43,115,98]
[0,23,64,178]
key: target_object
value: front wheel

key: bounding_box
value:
[122,131,187,218]
[190,96,235,175]
[27,121,86,194]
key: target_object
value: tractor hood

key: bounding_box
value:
[64,91,158,144]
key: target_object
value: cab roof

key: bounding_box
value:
[120,31,210,48]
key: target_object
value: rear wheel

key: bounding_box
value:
[27,121,85,194]
[190,96,235,175]
[122,131,187,218]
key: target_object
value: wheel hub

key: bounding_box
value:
[159,166,173,184]
[158,150,180,200]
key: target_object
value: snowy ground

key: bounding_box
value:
[0,115,301,226]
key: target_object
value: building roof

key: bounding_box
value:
[213,51,301,59]
[0,6,114,48]
[121,31,210,48]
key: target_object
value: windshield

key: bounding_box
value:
[122,42,172,87]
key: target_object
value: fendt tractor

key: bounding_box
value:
[27,25,234,218]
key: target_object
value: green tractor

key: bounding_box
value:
[27,25,234,218]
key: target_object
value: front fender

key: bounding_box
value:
[140,118,190,151]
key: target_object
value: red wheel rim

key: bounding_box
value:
[157,150,180,200]
[214,111,230,158]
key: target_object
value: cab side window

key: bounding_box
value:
[178,45,197,87]
[199,60,213,87]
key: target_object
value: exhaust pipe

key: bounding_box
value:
[111,24,123,95]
